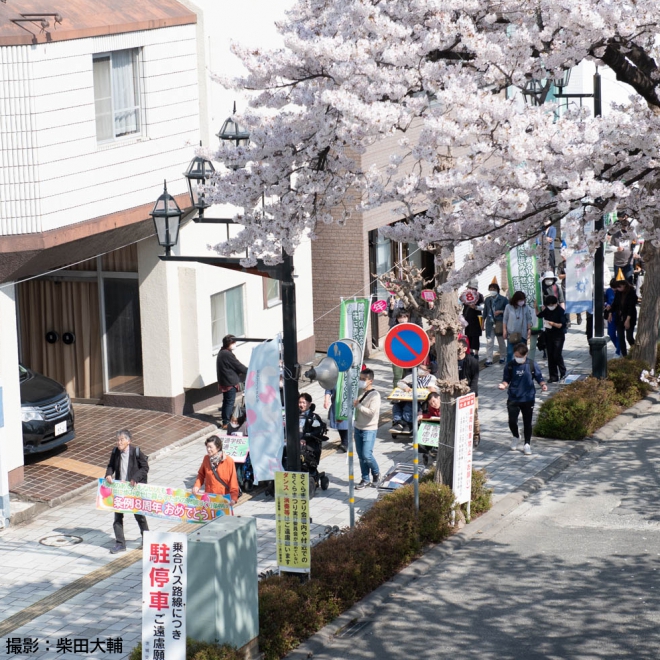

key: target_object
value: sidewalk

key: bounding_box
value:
[0,326,604,659]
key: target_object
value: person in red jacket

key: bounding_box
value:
[193,436,240,504]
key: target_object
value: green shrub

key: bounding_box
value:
[607,357,652,407]
[534,377,619,440]
[467,468,492,517]
[129,640,242,660]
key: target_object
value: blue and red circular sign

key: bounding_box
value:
[384,323,430,369]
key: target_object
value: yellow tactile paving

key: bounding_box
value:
[40,456,106,479]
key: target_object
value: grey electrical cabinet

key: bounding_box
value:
[187,516,259,651]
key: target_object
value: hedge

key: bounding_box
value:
[534,356,653,440]
[131,471,492,660]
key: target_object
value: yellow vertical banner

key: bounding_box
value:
[275,471,311,573]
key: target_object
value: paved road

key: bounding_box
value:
[296,409,660,660]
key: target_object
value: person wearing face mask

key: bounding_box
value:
[536,294,568,383]
[502,291,533,363]
[498,344,547,455]
[540,271,565,308]
[460,279,484,357]
[483,281,508,366]
[353,368,381,489]
[457,338,481,446]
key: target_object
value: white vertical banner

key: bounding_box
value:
[142,531,187,660]
[452,393,475,505]
[565,249,593,315]
[244,339,284,483]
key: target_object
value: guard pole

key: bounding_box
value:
[347,393,355,528]
[412,366,419,514]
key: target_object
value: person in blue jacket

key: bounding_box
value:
[498,343,547,456]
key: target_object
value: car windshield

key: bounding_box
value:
[19,365,29,382]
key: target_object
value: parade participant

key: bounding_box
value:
[193,435,240,504]
[483,280,508,366]
[418,391,441,420]
[604,277,620,356]
[105,430,149,554]
[502,291,533,363]
[610,278,638,357]
[458,337,481,446]
[391,363,438,433]
[216,334,248,429]
[540,271,565,308]
[460,279,484,357]
[354,368,381,489]
[499,344,547,456]
[536,295,568,383]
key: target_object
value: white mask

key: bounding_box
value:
[358,380,367,390]
[488,290,497,296]
[544,279,553,286]
[547,305,557,311]
[514,356,526,364]
[517,300,525,307]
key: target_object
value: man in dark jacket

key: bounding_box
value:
[105,429,149,554]
[458,338,481,446]
[216,334,248,428]
[499,344,547,456]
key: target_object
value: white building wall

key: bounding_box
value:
[0,24,200,236]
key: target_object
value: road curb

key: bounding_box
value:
[284,393,660,659]
[9,424,217,526]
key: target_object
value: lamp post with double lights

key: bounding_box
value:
[152,106,302,472]
[523,68,606,379]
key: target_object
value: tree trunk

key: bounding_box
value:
[432,250,465,487]
[631,240,660,368]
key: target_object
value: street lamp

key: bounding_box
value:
[184,148,215,211]
[150,180,182,257]
[217,102,250,148]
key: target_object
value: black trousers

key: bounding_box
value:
[467,334,481,354]
[338,429,348,449]
[114,512,149,545]
[546,333,566,380]
[616,321,636,357]
[507,400,535,445]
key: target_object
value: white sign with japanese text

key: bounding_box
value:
[142,531,187,660]
[452,393,475,505]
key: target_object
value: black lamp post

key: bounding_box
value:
[184,150,215,212]
[172,111,302,471]
[150,180,182,257]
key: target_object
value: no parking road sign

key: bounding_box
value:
[384,323,430,369]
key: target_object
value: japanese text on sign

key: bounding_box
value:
[275,471,311,573]
[452,393,475,504]
[142,532,187,660]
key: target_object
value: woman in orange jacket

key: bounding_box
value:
[193,436,240,504]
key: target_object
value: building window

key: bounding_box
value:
[93,49,142,142]
[211,286,245,350]
[375,229,393,300]
[263,278,282,308]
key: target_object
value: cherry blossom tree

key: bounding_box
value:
[205,0,660,483]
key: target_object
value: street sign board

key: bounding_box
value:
[452,393,475,505]
[421,289,436,302]
[327,341,354,372]
[384,323,430,369]
[371,300,388,314]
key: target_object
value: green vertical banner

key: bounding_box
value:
[507,244,542,331]
[335,298,370,421]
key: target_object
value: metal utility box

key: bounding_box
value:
[187,516,258,650]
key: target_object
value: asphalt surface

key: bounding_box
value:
[298,411,660,660]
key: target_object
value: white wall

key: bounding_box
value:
[0,284,24,480]
[0,24,200,236]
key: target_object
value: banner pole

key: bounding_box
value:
[347,395,355,528]
[412,366,419,514]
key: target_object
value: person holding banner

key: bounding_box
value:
[193,436,240,504]
[502,291,533,363]
[105,429,149,554]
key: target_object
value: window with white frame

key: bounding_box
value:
[263,278,282,308]
[93,49,142,142]
[211,286,246,350]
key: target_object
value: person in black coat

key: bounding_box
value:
[610,279,638,357]
[537,294,568,382]
[104,429,149,554]
[216,334,248,428]
[461,280,484,357]
[457,337,481,445]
